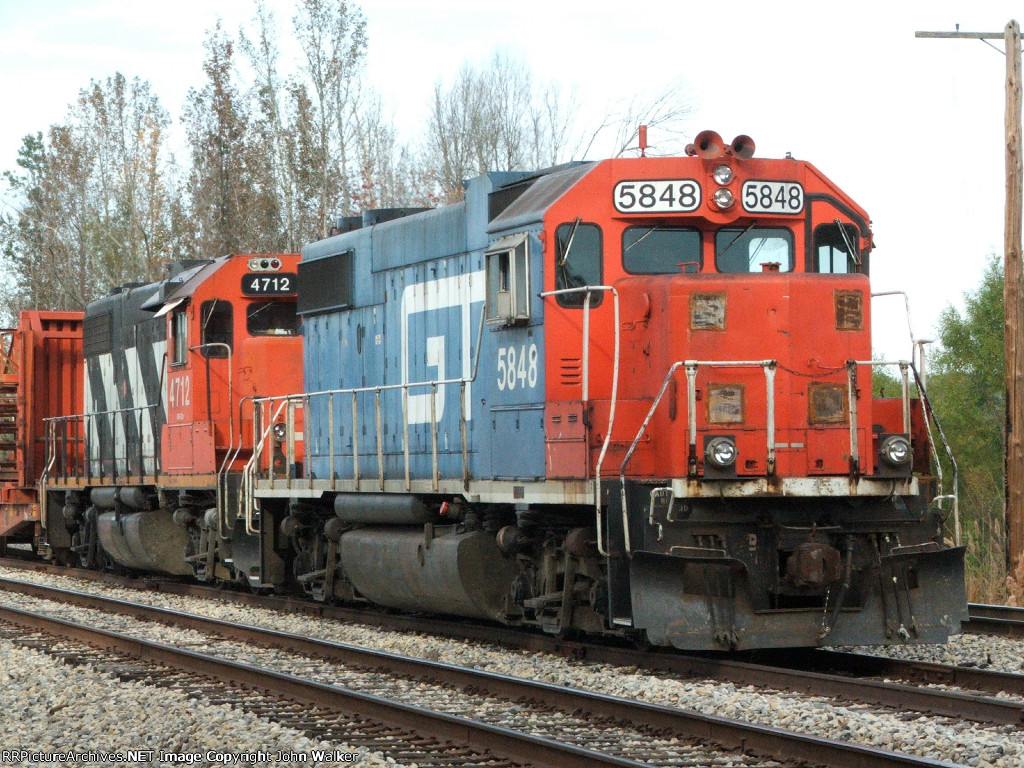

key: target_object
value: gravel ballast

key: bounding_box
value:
[0,636,402,768]
[0,566,1021,767]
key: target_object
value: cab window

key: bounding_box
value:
[623,226,701,274]
[171,310,188,366]
[200,300,232,358]
[814,222,862,274]
[247,301,300,336]
[715,227,793,273]
[555,222,603,308]
[485,233,530,326]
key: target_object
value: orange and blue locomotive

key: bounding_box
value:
[1,130,967,650]
[245,130,967,650]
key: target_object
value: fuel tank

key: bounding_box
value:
[96,510,192,576]
[338,527,519,621]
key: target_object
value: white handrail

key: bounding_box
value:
[539,285,620,557]
[619,359,777,556]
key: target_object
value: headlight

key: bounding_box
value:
[705,436,737,468]
[272,422,287,441]
[713,188,735,209]
[880,435,912,466]
[713,164,734,184]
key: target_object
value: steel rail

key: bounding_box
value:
[16,573,1018,726]
[6,563,1024,721]
[0,578,966,767]
[965,602,1024,638]
[0,601,650,768]
[2,560,1023,717]
[4,562,1023,717]
[791,649,1024,698]
[24,576,1019,723]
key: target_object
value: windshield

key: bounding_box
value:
[623,227,701,274]
[247,301,300,336]
[715,227,793,273]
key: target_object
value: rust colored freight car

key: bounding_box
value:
[0,311,84,545]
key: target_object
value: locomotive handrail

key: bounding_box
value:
[242,304,488,517]
[243,397,289,534]
[44,404,160,485]
[241,373,478,533]
[849,359,914,476]
[38,420,57,535]
[191,342,236,537]
[867,294,959,540]
[617,358,937,556]
[853,358,960,544]
[217,393,265,538]
[618,359,777,556]
[538,285,620,557]
[911,363,961,546]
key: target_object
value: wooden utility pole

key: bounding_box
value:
[916,22,1024,574]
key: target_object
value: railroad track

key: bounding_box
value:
[0,610,527,768]
[0,576,968,768]
[964,603,1024,638]
[2,559,1023,722]
[10,558,1018,643]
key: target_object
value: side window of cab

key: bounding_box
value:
[200,300,233,357]
[170,309,188,366]
[814,223,862,274]
[555,221,603,308]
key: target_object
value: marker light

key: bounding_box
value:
[273,422,287,441]
[713,188,735,209]
[705,436,738,468]
[247,257,283,272]
[713,164,734,184]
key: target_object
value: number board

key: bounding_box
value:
[614,179,701,214]
[741,181,804,214]
[241,273,297,296]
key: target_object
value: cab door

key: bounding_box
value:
[163,303,223,475]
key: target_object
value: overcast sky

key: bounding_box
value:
[1,0,1022,362]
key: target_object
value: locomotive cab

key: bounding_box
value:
[163,257,303,477]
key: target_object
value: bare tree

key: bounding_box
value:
[424,52,584,202]
[74,74,176,286]
[241,0,301,251]
[350,86,435,210]
[240,0,429,239]
[526,80,580,170]
[580,81,695,159]
[426,66,480,202]
[292,0,367,231]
